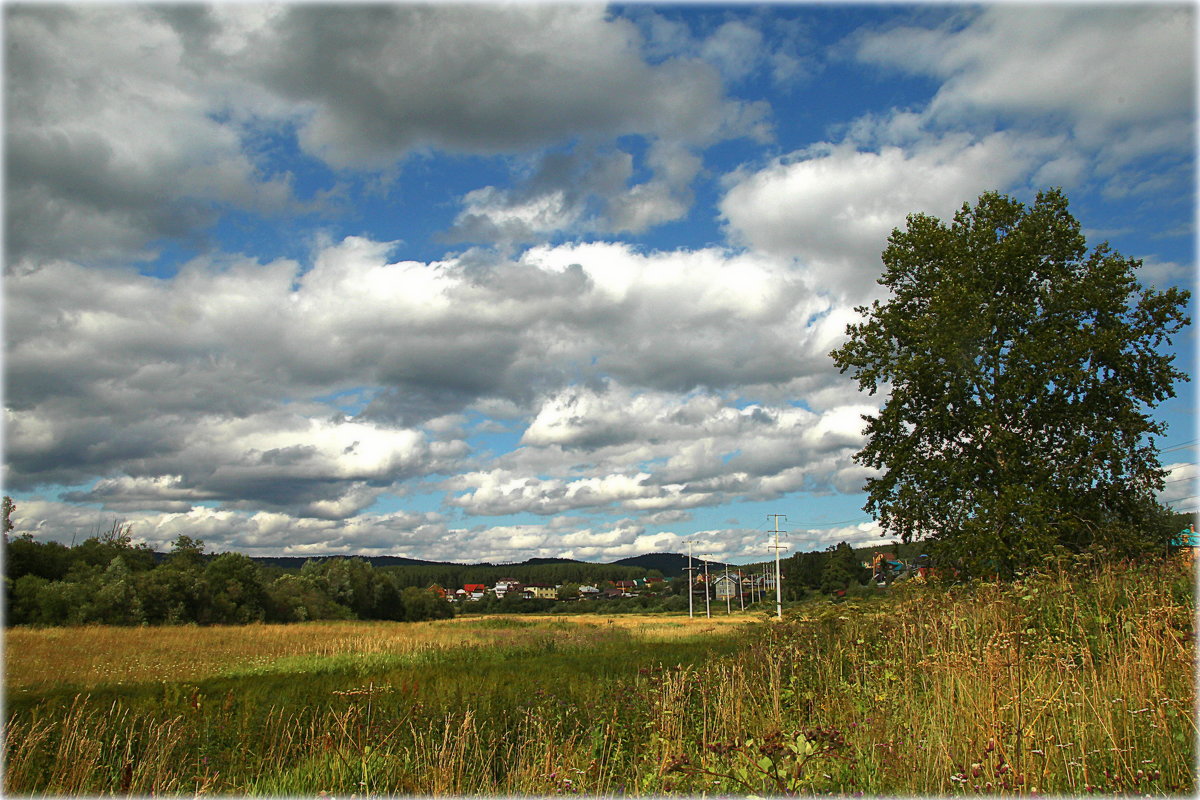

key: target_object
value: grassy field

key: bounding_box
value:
[5,558,1196,795]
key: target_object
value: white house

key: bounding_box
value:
[493,579,521,598]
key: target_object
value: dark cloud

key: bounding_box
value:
[4,6,294,265]
[252,5,745,166]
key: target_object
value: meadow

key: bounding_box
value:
[4,556,1196,796]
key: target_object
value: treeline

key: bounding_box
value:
[0,524,887,627]
[4,527,452,626]
[733,542,880,601]
[372,561,657,591]
[779,542,873,599]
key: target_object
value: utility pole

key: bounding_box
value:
[682,538,700,619]
[738,567,745,612]
[701,553,712,618]
[768,514,788,620]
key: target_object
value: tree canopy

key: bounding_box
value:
[830,189,1190,574]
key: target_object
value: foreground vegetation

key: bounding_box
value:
[5,556,1195,795]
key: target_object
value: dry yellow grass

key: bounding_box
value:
[4,613,750,690]
[6,620,465,689]
[500,613,754,638]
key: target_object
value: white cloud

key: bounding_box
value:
[1159,462,1198,513]
[721,132,1054,298]
[700,20,766,82]
[5,211,882,527]
[6,4,765,264]
[789,520,889,553]
[855,6,1194,162]
[446,139,707,246]
[1136,258,1194,289]
[445,471,656,517]
[628,8,816,92]
[8,497,450,557]
[444,381,877,518]
[5,6,294,264]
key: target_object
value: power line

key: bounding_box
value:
[789,515,875,528]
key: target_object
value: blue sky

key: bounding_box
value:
[4,3,1196,564]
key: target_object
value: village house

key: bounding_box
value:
[522,583,557,600]
[871,552,898,572]
[712,573,740,600]
[462,583,489,601]
[493,579,521,598]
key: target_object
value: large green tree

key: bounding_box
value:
[830,189,1190,574]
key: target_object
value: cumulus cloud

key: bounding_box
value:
[6,237,867,522]
[4,5,293,265]
[9,498,453,558]
[252,4,757,166]
[8,493,891,562]
[629,8,817,91]
[720,132,1058,298]
[716,5,1194,306]
[444,138,708,247]
[789,520,889,553]
[852,4,1195,206]
[17,407,460,520]
[5,4,764,264]
[856,5,1194,153]
[444,146,634,245]
[442,381,878,518]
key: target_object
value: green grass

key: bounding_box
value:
[5,557,1196,795]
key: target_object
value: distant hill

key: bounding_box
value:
[244,554,466,570]
[612,552,728,578]
[852,541,926,561]
[241,546,896,577]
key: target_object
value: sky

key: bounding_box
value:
[3,2,1196,565]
